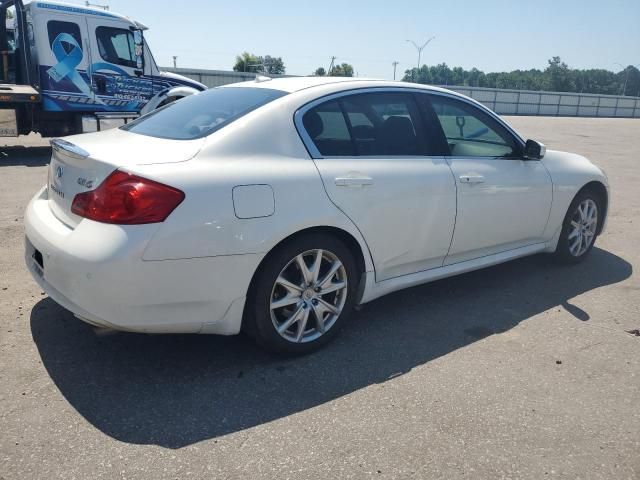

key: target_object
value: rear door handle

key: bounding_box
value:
[335,176,374,187]
[459,175,485,184]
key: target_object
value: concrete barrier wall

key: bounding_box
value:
[163,68,640,118]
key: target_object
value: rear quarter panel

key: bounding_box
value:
[132,99,374,274]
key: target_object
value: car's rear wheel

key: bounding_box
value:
[245,233,358,355]
[555,190,602,263]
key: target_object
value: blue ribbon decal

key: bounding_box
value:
[46,33,93,98]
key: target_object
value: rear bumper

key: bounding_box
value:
[24,187,262,335]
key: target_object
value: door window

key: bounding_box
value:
[302,100,354,156]
[96,26,136,68]
[301,92,429,157]
[47,20,82,51]
[429,96,521,158]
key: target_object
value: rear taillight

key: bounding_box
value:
[71,170,185,225]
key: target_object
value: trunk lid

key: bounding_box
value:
[47,129,204,228]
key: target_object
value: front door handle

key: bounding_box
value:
[335,176,374,187]
[459,175,485,184]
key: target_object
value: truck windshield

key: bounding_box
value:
[122,87,288,140]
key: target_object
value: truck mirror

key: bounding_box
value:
[133,30,144,71]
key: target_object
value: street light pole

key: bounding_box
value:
[406,36,435,82]
[172,56,177,69]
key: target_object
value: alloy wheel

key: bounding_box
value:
[568,198,598,257]
[269,249,348,343]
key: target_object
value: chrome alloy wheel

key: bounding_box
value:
[568,198,598,257]
[269,249,348,343]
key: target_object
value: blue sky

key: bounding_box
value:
[85,0,638,78]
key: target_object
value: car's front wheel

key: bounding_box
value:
[555,189,602,263]
[245,233,358,355]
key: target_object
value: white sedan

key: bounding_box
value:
[25,77,609,354]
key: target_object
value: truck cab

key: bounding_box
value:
[0,0,206,137]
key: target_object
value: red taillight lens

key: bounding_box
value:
[71,170,185,225]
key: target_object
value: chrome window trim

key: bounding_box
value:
[293,86,526,159]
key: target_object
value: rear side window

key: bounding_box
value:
[47,20,82,51]
[123,87,287,140]
[341,93,426,156]
[302,100,354,156]
[301,92,428,157]
[96,26,136,68]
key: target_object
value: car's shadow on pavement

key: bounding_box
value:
[0,146,51,167]
[30,248,632,449]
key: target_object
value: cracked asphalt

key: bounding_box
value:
[0,118,639,479]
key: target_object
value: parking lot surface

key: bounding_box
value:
[0,118,639,479]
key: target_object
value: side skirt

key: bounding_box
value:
[359,242,548,304]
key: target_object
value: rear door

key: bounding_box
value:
[424,93,553,265]
[297,89,456,282]
[85,16,153,111]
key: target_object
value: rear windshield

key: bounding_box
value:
[122,87,287,140]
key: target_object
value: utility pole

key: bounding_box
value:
[406,37,435,82]
[392,61,399,80]
[327,56,337,76]
[172,56,178,69]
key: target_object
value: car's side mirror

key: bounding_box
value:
[523,139,546,160]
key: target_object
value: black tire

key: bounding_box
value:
[554,188,603,264]
[244,233,358,355]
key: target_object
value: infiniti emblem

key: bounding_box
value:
[55,165,64,179]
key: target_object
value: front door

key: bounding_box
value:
[85,17,153,111]
[425,94,553,265]
[40,13,94,110]
[298,90,457,281]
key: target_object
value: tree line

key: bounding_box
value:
[233,52,355,77]
[233,53,640,96]
[403,57,640,96]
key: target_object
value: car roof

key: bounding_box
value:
[223,76,456,95]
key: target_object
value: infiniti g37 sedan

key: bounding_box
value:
[25,77,609,354]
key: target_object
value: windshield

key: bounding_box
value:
[122,87,287,140]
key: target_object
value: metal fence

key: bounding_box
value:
[444,86,640,118]
[164,68,640,118]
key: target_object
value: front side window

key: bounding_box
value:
[96,26,136,68]
[122,87,287,140]
[429,96,521,158]
[301,91,428,157]
[47,20,82,51]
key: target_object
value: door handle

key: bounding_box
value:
[334,176,374,187]
[459,175,485,184]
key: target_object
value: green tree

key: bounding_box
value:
[399,57,630,95]
[233,53,286,74]
[262,55,285,75]
[329,63,354,77]
[545,56,574,92]
[313,67,326,76]
[233,52,261,73]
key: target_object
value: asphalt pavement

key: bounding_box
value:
[0,118,638,479]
